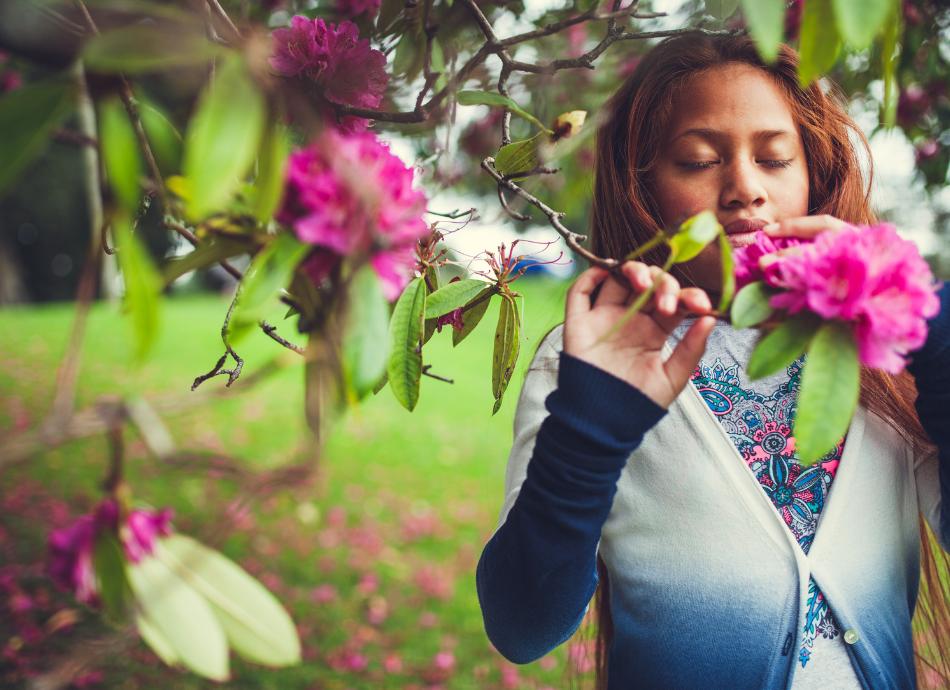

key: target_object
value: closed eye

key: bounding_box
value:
[760,159,793,169]
[677,161,718,170]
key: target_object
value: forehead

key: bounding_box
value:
[664,63,798,143]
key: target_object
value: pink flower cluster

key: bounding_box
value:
[734,224,941,373]
[276,128,429,300]
[47,500,173,606]
[269,16,388,133]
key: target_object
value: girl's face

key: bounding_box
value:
[650,62,810,295]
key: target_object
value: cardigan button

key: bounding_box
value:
[843,629,859,644]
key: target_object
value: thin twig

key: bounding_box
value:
[421,365,453,384]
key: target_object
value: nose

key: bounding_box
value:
[719,159,767,210]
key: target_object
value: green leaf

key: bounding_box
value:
[831,0,895,49]
[494,133,544,176]
[99,97,143,212]
[0,77,74,196]
[453,290,493,347]
[430,38,448,91]
[393,29,420,78]
[739,0,785,61]
[229,233,310,342]
[424,264,440,292]
[424,278,491,318]
[83,24,223,73]
[162,237,249,286]
[342,266,391,400]
[156,535,301,667]
[252,121,291,224]
[798,0,842,86]
[387,277,426,411]
[717,233,736,313]
[113,214,162,363]
[139,100,182,176]
[93,531,132,623]
[707,0,741,20]
[794,321,860,464]
[668,210,722,264]
[491,293,520,415]
[880,3,901,127]
[183,54,266,220]
[136,614,179,665]
[730,281,774,329]
[747,313,820,380]
[457,90,551,133]
[126,553,229,680]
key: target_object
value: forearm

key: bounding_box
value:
[476,352,666,663]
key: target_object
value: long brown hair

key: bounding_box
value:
[574,31,950,689]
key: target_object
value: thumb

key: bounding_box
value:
[663,316,715,387]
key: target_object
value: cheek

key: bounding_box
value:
[652,172,715,225]
[769,166,810,216]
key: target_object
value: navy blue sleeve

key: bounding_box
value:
[907,281,950,544]
[475,351,666,664]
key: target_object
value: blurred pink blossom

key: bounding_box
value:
[733,231,803,292]
[277,128,429,300]
[413,564,454,600]
[311,583,339,603]
[383,652,404,673]
[567,640,596,674]
[356,572,379,595]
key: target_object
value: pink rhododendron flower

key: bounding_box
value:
[277,128,429,300]
[47,500,173,605]
[435,307,464,333]
[336,0,381,19]
[734,224,941,373]
[269,16,388,133]
[733,231,803,292]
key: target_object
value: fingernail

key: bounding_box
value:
[662,295,676,312]
[764,223,780,234]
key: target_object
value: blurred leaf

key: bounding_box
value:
[136,614,179,665]
[342,265,391,400]
[98,96,143,212]
[387,277,426,411]
[83,24,223,73]
[393,29,420,79]
[880,3,901,127]
[491,293,520,415]
[794,321,860,464]
[739,0,785,61]
[730,281,773,329]
[0,77,74,196]
[162,237,249,286]
[458,90,551,133]
[453,290,493,347]
[183,54,266,220]
[157,535,301,667]
[430,38,447,91]
[494,133,543,177]
[252,120,290,224]
[798,0,842,86]
[139,100,182,176]
[424,278,490,318]
[229,233,310,342]
[831,0,894,49]
[707,0,741,20]
[717,233,735,313]
[668,210,721,263]
[93,531,132,623]
[126,553,229,680]
[747,313,819,380]
[113,214,162,363]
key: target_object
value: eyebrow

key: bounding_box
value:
[672,128,794,144]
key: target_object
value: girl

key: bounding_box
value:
[475,33,950,689]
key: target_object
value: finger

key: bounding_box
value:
[651,286,712,334]
[763,215,848,238]
[649,268,680,316]
[566,266,609,319]
[663,315,716,386]
[593,269,634,308]
[758,245,804,270]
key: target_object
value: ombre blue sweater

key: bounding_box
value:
[476,283,950,690]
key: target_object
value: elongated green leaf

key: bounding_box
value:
[717,232,736,312]
[494,134,543,176]
[99,97,143,212]
[136,614,179,665]
[229,233,310,342]
[183,55,266,219]
[0,77,74,195]
[669,210,722,264]
[139,100,182,176]
[393,29,420,78]
[798,0,842,86]
[453,290,493,347]
[747,313,820,380]
[424,278,491,318]
[458,90,550,133]
[253,121,291,223]
[342,266,391,400]
[880,3,901,127]
[162,237,249,286]
[491,294,520,415]
[707,0,741,20]
[93,532,132,623]
[730,281,774,329]
[831,0,894,49]
[126,553,229,680]
[794,321,860,464]
[430,38,448,91]
[84,25,223,73]
[387,277,426,411]
[739,0,785,61]
[156,535,301,667]
[114,214,162,363]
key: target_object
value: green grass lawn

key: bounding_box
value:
[0,276,599,689]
